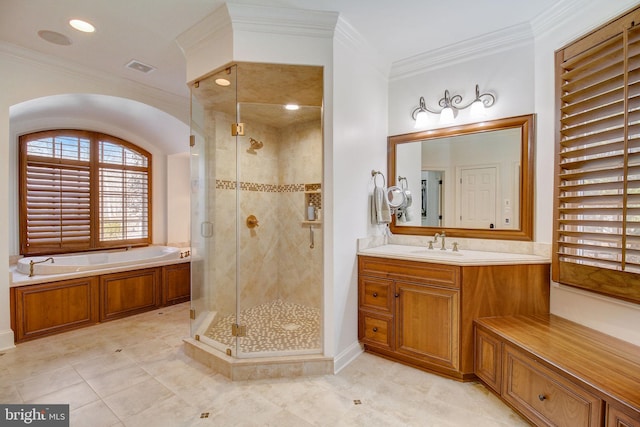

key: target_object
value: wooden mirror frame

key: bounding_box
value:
[388,114,535,241]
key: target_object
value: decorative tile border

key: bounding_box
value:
[216,180,312,193]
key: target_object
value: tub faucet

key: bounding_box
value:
[434,231,446,250]
[29,257,54,277]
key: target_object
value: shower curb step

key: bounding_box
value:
[183,338,334,381]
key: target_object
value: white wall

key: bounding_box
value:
[387,0,640,346]
[332,18,389,368]
[167,153,191,246]
[0,44,189,350]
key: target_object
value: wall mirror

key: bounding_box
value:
[388,114,534,241]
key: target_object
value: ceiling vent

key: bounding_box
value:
[125,60,156,74]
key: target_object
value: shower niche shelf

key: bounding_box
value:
[304,183,322,224]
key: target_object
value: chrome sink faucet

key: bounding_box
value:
[434,231,446,250]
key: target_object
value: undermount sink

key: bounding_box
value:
[410,249,463,256]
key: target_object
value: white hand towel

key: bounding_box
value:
[372,186,391,224]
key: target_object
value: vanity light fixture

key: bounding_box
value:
[411,84,496,128]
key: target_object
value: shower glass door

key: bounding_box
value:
[189,65,239,355]
[235,63,324,358]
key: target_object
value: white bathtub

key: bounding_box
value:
[17,246,182,277]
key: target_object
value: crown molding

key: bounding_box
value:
[227,3,338,38]
[0,41,188,121]
[389,22,533,81]
[531,0,640,41]
[529,0,584,37]
[175,4,232,54]
[334,16,389,79]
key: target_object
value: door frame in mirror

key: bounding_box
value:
[388,114,534,241]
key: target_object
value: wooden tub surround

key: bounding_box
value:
[475,315,640,427]
[357,254,550,381]
[10,261,190,343]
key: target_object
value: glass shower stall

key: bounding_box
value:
[189,63,323,358]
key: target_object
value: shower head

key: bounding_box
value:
[249,137,263,150]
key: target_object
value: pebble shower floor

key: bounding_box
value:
[204,300,321,353]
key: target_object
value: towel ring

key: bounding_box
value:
[371,170,386,187]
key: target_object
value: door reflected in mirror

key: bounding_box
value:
[388,114,534,241]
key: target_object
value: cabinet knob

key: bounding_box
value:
[538,394,546,401]
[372,292,378,297]
[372,327,378,332]
[395,293,400,298]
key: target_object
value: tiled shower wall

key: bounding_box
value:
[206,109,322,318]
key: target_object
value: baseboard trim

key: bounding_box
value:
[333,340,363,374]
[0,329,15,351]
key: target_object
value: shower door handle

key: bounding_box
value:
[201,221,214,238]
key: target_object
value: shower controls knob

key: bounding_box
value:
[246,215,259,229]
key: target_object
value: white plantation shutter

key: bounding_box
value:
[20,130,151,255]
[554,6,640,303]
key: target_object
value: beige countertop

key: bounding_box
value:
[357,244,550,266]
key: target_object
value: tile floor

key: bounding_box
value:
[0,302,528,426]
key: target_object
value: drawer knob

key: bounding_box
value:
[538,394,546,401]
[373,327,378,332]
[395,293,399,298]
[372,292,378,297]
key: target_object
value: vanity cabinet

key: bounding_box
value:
[474,315,640,427]
[358,255,549,380]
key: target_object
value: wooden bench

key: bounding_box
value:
[474,314,640,427]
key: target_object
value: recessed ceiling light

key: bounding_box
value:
[285,104,300,110]
[69,19,95,33]
[38,30,72,46]
[215,78,231,87]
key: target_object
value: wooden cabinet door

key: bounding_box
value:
[395,281,459,370]
[475,325,502,394]
[162,262,190,305]
[608,405,640,427]
[100,268,160,321]
[13,277,99,342]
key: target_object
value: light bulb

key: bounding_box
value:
[470,99,486,118]
[414,110,429,128]
[439,107,455,125]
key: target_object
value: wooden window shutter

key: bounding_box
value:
[554,6,640,303]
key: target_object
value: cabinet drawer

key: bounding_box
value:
[503,345,602,427]
[359,311,392,350]
[359,256,459,289]
[359,276,393,313]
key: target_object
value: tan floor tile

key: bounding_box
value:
[85,365,153,398]
[24,381,99,410]
[16,365,84,402]
[120,395,199,427]
[70,400,120,427]
[102,377,174,419]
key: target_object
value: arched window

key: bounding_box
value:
[19,130,152,255]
